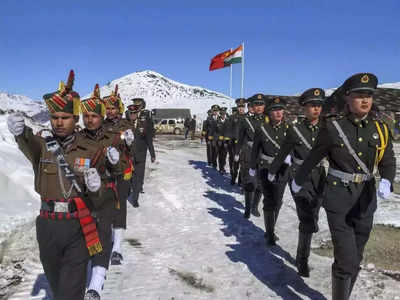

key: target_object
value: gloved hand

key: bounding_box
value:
[284,155,291,166]
[84,168,101,192]
[378,178,391,199]
[291,180,302,194]
[7,113,25,136]
[106,147,120,165]
[234,155,240,162]
[249,168,256,177]
[268,173,276,182]
[123,129,135,146]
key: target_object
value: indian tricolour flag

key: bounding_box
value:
[224,45,243,66]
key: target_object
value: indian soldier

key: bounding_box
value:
[7,71,104,300]
[208,105,220,169]
[231,98,246,185]
[102,86,135,266]
[249,96,291,246]
[268,88,326,277]
[292,73,396,300]
[236,94,265,219]
[216,107,229,174]
[80,85,123,300]
[201,109,212,165]
[126,98,156,208]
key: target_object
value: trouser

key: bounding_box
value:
[205,138,211,164]
[217,140,227,171]
[226,140,234,175]
[210,140,218,168]
[36,217,89,300]
[323,177,377,298]
[114,178,130,228]
[91,217,113,269]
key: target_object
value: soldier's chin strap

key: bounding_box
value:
[44,132,103,256]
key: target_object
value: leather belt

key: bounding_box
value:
[328,168,372,184]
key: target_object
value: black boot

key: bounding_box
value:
[348,267,360,298]
[332,271,351,300]
[263,211,276,246]
[251,190,261,217]
[244,192,253,219]
[296,232,312,277]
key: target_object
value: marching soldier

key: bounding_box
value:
[231,98,247,185]
[236,94,265,219]
[250,96,291,246]
[7,71,104,300]
[208,105,220,169]
[80,84,123,300]
[225,106,237,183]
[292,73,396,300]
[268,88,326,277]
[103,86,135,266]
[216,107,229,173]
[201,109,212,165]
[126,98,156,208]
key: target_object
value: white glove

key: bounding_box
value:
[268,173,276,182]
[123,129,135,146]
[84,168,101,192]
[106,146,120,165]
[378,178,391,199]
[284,155,291,166]
[249,168,256,177]
[291,180,302,194]
[7,113,25,136]
[234,155,240,162]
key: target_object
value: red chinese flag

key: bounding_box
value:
[209,49,232,71]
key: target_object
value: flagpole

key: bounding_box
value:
[241,42,244,98]
[230,48,233,98]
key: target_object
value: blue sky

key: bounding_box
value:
[1,0,399,100]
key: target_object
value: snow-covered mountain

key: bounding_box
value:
[0,91,45,117]
[89,70,233,119]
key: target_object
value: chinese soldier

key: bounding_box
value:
[207,105,220,169]
[250,96,290,246]
[201,109,212,165]
[231,98,246,185]
[7,71,104,300]
[268,88,326,276]
[292,73,396,300]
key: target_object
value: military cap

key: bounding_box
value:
[43,70,80,116]
[103,85,124,114]
[248,93,265,106]
[127,98,146,113]
[235,98,246,107]
[299,88,325,106]
[266,97,286,112]
[207,109,212,115]
[220,107,228,112]
[342,73,378,95]
[211,104,220,111]
[80,84,106,117]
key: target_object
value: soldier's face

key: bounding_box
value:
[254,104,265,115]
[347,92,373,117]
[248,106,254,114]
[50,112,77,138]
[238,106,245,114]
[83,112,103,131]
[304,104,322,121]
[269,109,284,123]
[106,106,119,119]
[128,111,138,121]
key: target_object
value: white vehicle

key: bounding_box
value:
[155,118,185,135]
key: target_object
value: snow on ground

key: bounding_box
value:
[3,136,400,300]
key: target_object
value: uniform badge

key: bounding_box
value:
[372,133,379,140]
[274,98,280,103]
[74,158,91,173]
[314,89,320,96]
[361,74,369,83]
[257,94,263,100]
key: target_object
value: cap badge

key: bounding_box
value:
[314,89,320,96]
[257,94,263,100]
[274,98,280,103]
[361,74,369,83]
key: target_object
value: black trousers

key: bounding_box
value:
[114,177,130,229]
[130,160,146,205]
[210,140,218,167]
[217,140,227,171]
[260,168,289,212]
[290,166,325,233]
[91,217,113,269]
[323,177,377,279]
[226,140,234,174]
[36,217,89,300]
